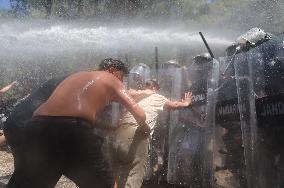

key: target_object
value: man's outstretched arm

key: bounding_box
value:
[111,79,150,133]
[0,81,17,94]
[164,92,193,109]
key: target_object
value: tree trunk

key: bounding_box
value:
[44,0,52,17]
[77,0,83,17]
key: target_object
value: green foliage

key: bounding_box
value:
[5,0,283,33]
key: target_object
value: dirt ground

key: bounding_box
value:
[0,149,190,188]
[0,148,216,188]
[0,149,170,188]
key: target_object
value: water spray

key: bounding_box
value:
[221,47,240,76]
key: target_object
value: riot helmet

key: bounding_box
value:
[160,59,180,69]
[226,28,273,56]
[128,63,150,90]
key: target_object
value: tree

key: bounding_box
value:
[10,0,28,16]
[43,0,52,17]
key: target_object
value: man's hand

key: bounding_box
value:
[165,91,193,109]
[11,81,18,86]
[182,92,193,107]
[141,123,151,135]
[136,120,151,135]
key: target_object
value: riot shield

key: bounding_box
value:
[234,34,284,188]
[158,57,217,187]
[157,62,184,185]
[213,56,247,188]
[233,50,260,188]
[202,58,219,187]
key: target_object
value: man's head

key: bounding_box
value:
[99,58,129,81]
[145,79,160,91]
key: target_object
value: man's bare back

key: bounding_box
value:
[34,71,144,127]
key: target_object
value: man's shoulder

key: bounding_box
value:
[92,71,122,88]
[151,93,167,99]
[91,71,116,79]
[76,71,116,81]
[143,93,168,104]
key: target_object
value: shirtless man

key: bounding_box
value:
[7,58,150,188]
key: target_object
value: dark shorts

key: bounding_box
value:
[7,116,113,188]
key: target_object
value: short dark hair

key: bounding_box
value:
[145,79,160,90]
[99,58,129,74]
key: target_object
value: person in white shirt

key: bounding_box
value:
[109,79,192,188]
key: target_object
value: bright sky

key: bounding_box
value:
[0,0,11,10]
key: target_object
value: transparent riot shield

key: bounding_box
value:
[233,52,259,188]
[157,62,183,185]
[202,58,219,187]
[213,56,247,188]
[234,35,284,188]
[157,58,217,187]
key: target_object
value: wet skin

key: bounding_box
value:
[34,70,149,130]
[0,81,17,94]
